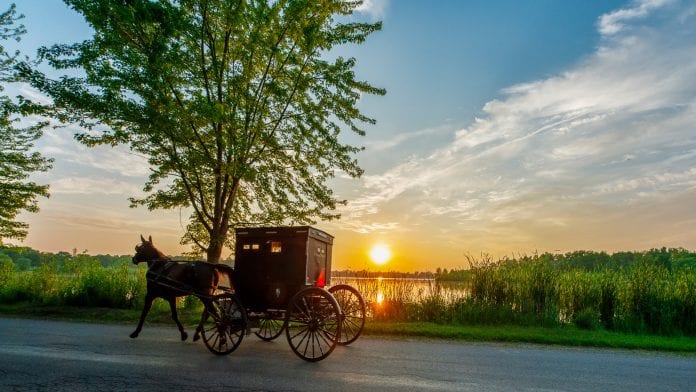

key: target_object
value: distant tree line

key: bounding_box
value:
[3,245,694,278]
[434,248,696,281]
[332,270,435,279]
[0,245,131,271]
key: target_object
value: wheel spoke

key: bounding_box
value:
[313,332,325,357]
[289,325,310,341]
[301,330,312,358]
[317,328,335,346]
[286,288,340,361]
[201,294,245,355]
[256,316,284,341]
[329,285,366,346]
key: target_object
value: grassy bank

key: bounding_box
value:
[1,303,694,354]
[1,246,695,353]
[364,322,696,354]
[339,249,696,336]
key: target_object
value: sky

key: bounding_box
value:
[5,0,696,272]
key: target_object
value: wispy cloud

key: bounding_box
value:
[17,83,53,105]
[38,201,184,238]
[38,126,150,177]
[354,0,389,20]
[598,0,672,35]
[368,125,451,152]
[342,0,696,248]
[50,177,144,196]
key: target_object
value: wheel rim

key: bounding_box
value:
[330,285,366,345]
[255,312,285,341]
[286,288,340,362]
[202,295,246,355]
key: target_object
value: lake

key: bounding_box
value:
[331,277,470,305]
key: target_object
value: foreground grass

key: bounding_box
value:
[0,303,203,326]
[365,321,696,354]
[1,302,694,354]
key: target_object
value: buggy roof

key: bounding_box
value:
[235,226,333,244]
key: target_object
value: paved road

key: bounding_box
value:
[0,317,694,391]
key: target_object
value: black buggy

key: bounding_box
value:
[199,226,366,362]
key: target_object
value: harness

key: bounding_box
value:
[145,259,196,292]
[144,259,230,296]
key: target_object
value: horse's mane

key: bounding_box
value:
[155,247,169,260]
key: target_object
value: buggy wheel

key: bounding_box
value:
[201,294,246,355]
[329,284,366,345]
[285,287,341,362]
[255,311,286,341]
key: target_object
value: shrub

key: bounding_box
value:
[574,308,601,330]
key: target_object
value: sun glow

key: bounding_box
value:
[369,244,392,266]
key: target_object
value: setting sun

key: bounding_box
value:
[369,244,392,266]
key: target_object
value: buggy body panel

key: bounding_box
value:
[234,226,333,311]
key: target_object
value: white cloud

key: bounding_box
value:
[353,0,389,20]
[344,221,400,234]
[342,0,696,241]
[38,126,150,177]
[50,177,144,196]
[17,83,53,105]
[598,0,672,35]
[368,125,450,152]
[39,203,183,237]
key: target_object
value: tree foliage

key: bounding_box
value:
[0,4,51,242]
[23,0,384,262]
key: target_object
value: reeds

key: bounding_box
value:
[336,252,696,336]
[0,256,148,309]
[1,250,693,336]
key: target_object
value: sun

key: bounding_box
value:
[369,244,392,266]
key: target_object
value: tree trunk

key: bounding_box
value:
[206,232,224,263]
[206,241,223,263]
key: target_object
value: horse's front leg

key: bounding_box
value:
[193,298,217,342]
[193,307,207,342]
[130,293,154,338]
[167,296,188,341]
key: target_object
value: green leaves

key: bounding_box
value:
[31,0,383,261]
[0,4,51,241]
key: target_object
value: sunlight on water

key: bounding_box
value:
[333,277,469,305]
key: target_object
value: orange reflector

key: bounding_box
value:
[316,268,326,288]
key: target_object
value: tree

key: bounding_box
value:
[0,4,51,242]
[23,0,384,262]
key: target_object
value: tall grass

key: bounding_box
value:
[336,252,696,336]
[0,256,147,309]
[2,249,694,337]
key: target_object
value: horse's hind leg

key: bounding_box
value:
[130,293,154,338]
[168,296,188,341]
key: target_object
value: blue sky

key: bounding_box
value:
[7,0,696,271]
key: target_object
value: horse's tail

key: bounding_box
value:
[212,264,235,291]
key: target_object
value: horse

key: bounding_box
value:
[130,235,233,341]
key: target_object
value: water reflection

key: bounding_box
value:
[332,277,469,306]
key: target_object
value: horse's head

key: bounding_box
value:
[133,235,165,264]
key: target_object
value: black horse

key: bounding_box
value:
[130,235,233,341]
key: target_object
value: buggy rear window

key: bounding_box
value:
[242,243,260,250]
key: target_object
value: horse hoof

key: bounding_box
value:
[130,332,139,339]
[181,332,188,341]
